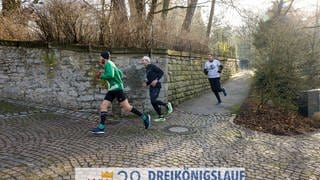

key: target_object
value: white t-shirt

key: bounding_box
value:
[204,59,221,78]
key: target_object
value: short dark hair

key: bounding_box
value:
[101,51,110,59]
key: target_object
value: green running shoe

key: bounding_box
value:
[167,102,173,114]
[154,116,166,122]
[141,114,151,129]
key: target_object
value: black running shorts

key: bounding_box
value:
[104,90,127,102]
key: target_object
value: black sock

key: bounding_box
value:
[100,111,108,125]
[130,107,143,117]
[159,102,167,106]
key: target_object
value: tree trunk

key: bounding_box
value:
[134,0,145,22]
[111,0,130,46]
[129,0,146,46]
[144,0,158,48]
[206,0,216,37]
[111,0,129,26]
[161,0,170,20]
[181,0,198,33]
[99,0,106,45]
[128,0,137,21]
[309,0,320,87]
[146,0,157,27]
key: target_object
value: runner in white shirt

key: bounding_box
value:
[204,53,227,105]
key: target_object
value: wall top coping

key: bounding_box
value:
[0,40,238,61]
[306,89,320,92]
[0,40,206,57]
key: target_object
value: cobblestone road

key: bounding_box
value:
[0,98,320,179]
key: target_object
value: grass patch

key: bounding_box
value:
[230,104,241,115]
[0,100,36,113]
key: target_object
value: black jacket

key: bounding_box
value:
[145,64,164,88]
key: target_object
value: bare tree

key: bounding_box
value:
[134,0,146,23]
[110,0,129,46]
[206,0,216,37]
[34,0,92,43]
[111,0,129,26]
[127,0,160,47]
[127,0,145,44]
[98,0,106,44]
[181,0,198,33]
[146,0,158,27]
[309,0,320,87]
[161,0,170,20]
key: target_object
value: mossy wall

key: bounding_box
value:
[0,40,239,115]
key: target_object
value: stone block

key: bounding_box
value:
[307,89,320,117]
[78,95,95,102]
[312,112,320,121]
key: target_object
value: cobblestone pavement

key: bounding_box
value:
[0,98,320,180]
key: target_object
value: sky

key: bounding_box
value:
[199,0,319,27]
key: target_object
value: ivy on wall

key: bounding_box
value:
[88,65,108,90]
[41,51,57,79]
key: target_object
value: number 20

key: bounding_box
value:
[118,170,141,180]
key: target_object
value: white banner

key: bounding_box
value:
[75,167,245,180]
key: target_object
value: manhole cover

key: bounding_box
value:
[163,125,196,135]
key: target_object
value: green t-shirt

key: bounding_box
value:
[100,60,124,91]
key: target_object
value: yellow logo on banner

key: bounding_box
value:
[101,171,113,179]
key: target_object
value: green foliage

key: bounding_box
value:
[254,65,300,110]
[251,3,317,111]
[42,52,56,68]
[253,21,272,50]
[88,66,108,90]
[0,100,35,113]
[209,26,237,58]
[230,104,241,115]
[217,41,236,58]
[42,52,57,79]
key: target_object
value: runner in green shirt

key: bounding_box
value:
[90,51,151,134]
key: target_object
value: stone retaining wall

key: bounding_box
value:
[0,41,239,115]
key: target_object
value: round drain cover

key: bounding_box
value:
[164,125,196,135]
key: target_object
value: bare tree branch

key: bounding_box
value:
[153,2,207,15]
[82,0,95,9]
[282,0,294,16]
[228,0,256,19]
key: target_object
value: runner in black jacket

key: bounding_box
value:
[142,56,173,121]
